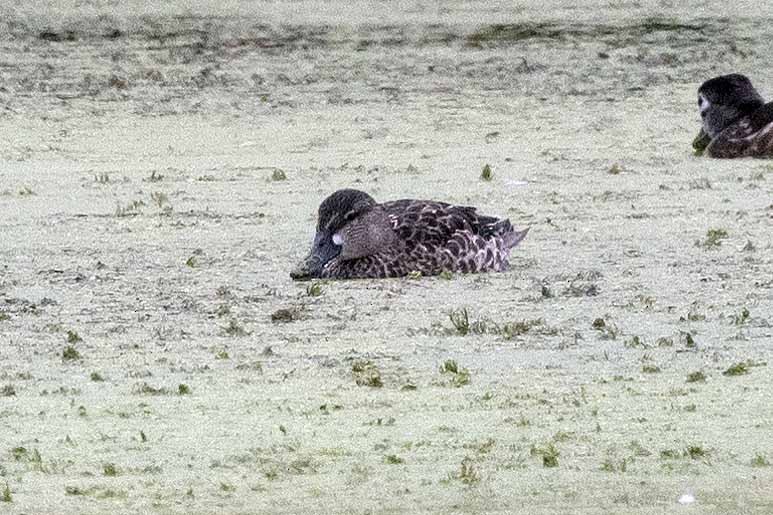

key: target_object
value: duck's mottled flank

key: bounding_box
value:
[291,190,528,280]
[695,73,773,158]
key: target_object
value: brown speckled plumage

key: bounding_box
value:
[290,189,528,280]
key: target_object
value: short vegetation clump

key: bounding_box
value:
[439,360,471,387]
[62,345,81,361]
[696,228,728,249]
[447,308,544,339]
[531,443,560,468]
[351,360,383,388]
[480,164,493,181]
[723,362,750,376]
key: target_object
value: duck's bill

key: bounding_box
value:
[692,128,711,153]
[290,232,341,281]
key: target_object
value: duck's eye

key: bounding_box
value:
[343,210,357,223]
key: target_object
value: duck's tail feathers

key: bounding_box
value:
[503,224,529,249]
[481,218,529,248]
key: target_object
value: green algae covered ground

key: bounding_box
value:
[1,1,772,513]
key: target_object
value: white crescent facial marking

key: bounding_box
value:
[332,233,344,246]
[699,94,710,114]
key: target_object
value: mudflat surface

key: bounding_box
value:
[1,2,772,514]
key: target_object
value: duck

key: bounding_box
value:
[290,189,529,280]
[693,73,773,158]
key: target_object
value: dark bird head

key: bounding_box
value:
[291,189,394,280]
[698,74,765,138]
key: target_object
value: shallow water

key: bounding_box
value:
[1,1,772,514]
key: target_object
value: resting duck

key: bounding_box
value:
[693,73,773,158]
[290,189,529,280]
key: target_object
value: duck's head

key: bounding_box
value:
[697,74,765,139]
[291,189,392,280]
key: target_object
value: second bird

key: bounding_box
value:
[693,73,773,158]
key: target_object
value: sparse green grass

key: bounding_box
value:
[271,307,303,323]
[215,349,229,359]
[678,331,697,348]
[178,384,191,395]
[660,449,680,459]
[439,270,453,280]
[90,372,104,382]
[723,362,750,376]
[480,163,493,181]
[0,311,9,321]
[94,172,110,184]
[661,446,708,461]
[501,319,543,339]
[115,199,145,217]
[224,319,248,336]
[685,445,707,460]
[592,317,619,340]
[66,330,82,343]
[406,270,422,279]
[751,454,770,467]
[688,177,712,189]
[465,19,705,47]
[384,454,404,465]
[732,307,750,325]
[456,457,480,484]
[306,282,323,296]
[14,448,44,472]
[686,371,706,383]
[150,191,169,208]
[133,382,169,395]
[624,335,646,348]
[146,170,164,182]
[271,169,287,181]
[352,360,383,387]
[641,365,661,374]
[103,463,118,476]
[531,443,559,468]
[185,256,197,267]
[600,457,628,473]
[608,163,623,175]
[449,308,471,335]
[2,483,11,503]
[11,447,28,461]
[628,441,652,457]
[505,414,531,427]
[1,384,16,396]
[62,345,81,361]
[447,308,545,339]
[696,228,728,249]
[439,360,471,387]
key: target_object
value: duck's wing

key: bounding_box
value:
[320,200,526,278]
[708,102,773,158]
[382,199,494,246]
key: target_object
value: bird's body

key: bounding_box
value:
[693,74,773,158]
[291,190,528,280]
